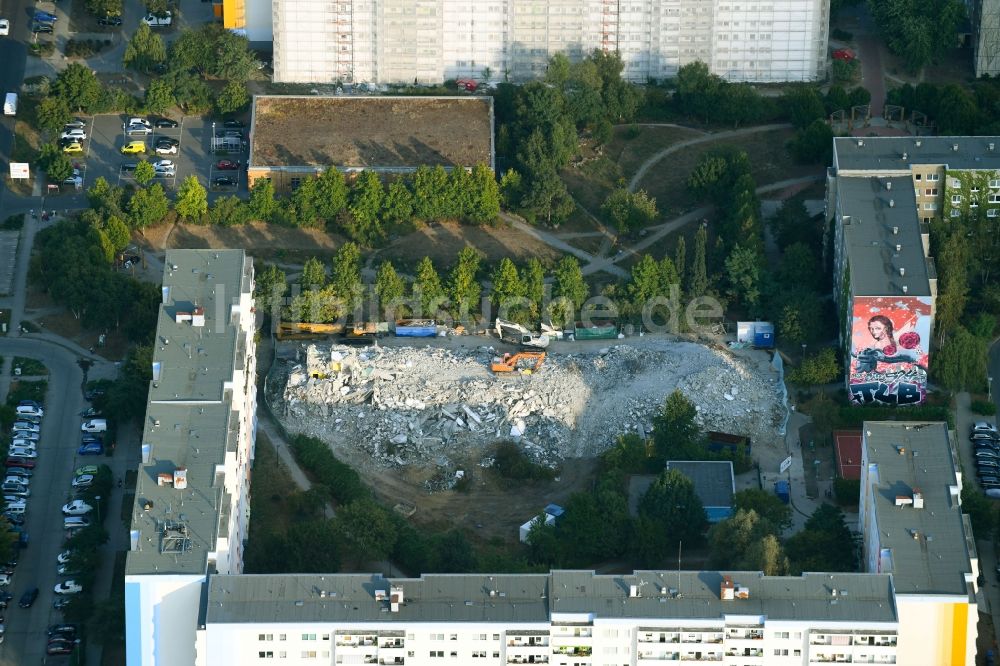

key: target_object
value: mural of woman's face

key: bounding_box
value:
[869,319,888,341]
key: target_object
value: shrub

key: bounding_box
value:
[288,434,368,504]
[971,399,997,416]
[831,28,853,41]
[0,215,23,230]
[492,441,557,482]
[833,478,860,506]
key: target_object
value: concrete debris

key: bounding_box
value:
[272,339,784,475]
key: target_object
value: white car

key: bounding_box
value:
[141,11,171,26]
[153,159,175,171]
[8,447,37,459]
[14,405,42,417]
[11,423,40,434]
[53,580,82,595]
[126,117,151,129]
[11,438,38,448]
[0,574,11,587]
[71,475,94,489]
[60,129,87,141]
[0,19,8,36]
[61,500,92,516]
[3,476,28,487]
[154,144,177,155]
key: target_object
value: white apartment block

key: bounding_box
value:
[267,0,830,85]
[125,250,258,666]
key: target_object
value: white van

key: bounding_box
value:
[64,516,89,531]
[81,419,107,433]
[3,92,16,116]
[4,503,26,515]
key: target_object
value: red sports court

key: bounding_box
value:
[835,430,863,480]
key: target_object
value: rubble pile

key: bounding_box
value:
[273,341,784,471]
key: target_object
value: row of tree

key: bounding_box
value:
[886,80,1000,137]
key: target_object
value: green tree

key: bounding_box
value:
[209,195,251,227]
[651,390,702,459]
[413,257,446,316]
[962,486,995,540]
[411,165,450,221]
[329,242,362,312]
[785,503,858,573]
[123,23,166,72]
[524,258,546,313]
[674,237,686,293]
[249,179,279,222]
[708,509,787,572]
[934,325,987,391]
[299,257,327,290]
[315,168,349,221]
[935,227,970,343]
[346,171,385,244]
[214,80,250,116]
[381,180,414,226]
[468,164,501,224]
[732,489,792,532]
[789,120,835,164]
[335,499,397,562]
[53,64,103,112]
[35,96,71,135]
[688,225,709,298]
[168,27,213,74]
[86,0,122,18]
[374,261,406,317]
[788,348,841,385]
[133,161,155,186]
[869,0,966,72]
[551,256,587,326]
[659,257,680,294]
[544,53,572,89]
[45,152,73,184]
[638,469,708,555]
[777,242,820,290]
[773,288,825,345]
[628,254,664,304]
[286,287,337,323]
[211,29,257,83]
[103,216,131,252]
[491,257,526,311]
[288,177,321,228]
[448,247,482,316]
[144,78,175,116]
[87,177,126,218]
[782,86,826,128]
[254,263,287,317]
[127,183,170,230]
[175,175,208,222]
[601,188,658,232]
[724,244,763,313]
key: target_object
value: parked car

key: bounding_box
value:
[77,442,103,456]
[59,129,87,141]
[11,422,39,434]
[97,14,122,25]
[48,624,78,637]
[973,421,999,434]
[4,468,31,479]
[3,476,28,487]
[153,159,175,171]
[1,484,28,498]
[72,475,94,489]
[976,450,1000,459]
[8,448,36,459]
[18,587,38,608]
[154,143,178,155]
[31,22,54,33]
[61,141,83,154]
[11,437,39,448]
[120,141,146,155]
[53,580,82,595]
[74,465,99,477]
[213,176,237,188]
[0,574,12,586]
[0,19,9,36]
[33,10,57,22]
[61,500,92,516]
[4,458,35,470]
[80,419,107,433]
[46,643,73,655]
[215,159,240,170]
[53,597,70,610]
[57,551,73,565]
[15,404,43,417]
[153,117,179,128]
[63,119,86,129]
[142,11,172,26]
[2,514,24,527]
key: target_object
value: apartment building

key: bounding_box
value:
[859,421,979,665]
[974,0,1000,77]
[264,0,829,85]
[125,250,258,666]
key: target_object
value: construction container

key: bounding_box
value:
[394,319,437,337]
[573,321,619,340]
[774,480,790,504]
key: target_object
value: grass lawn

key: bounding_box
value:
[636,127,806,218]
[12,357,47,376]
[245,432,303,541]
[5,380,48,406]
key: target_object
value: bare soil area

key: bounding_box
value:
[140,221,350,264]
[252,96,493,168]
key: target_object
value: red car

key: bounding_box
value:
[215,160,240,171]
[5,457,36,469]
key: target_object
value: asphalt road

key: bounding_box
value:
[0,338,87,666]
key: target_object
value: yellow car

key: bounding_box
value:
[62,142,83,154]
[120,141,146,155]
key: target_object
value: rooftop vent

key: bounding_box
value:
[953,143,960,152]
[898,264,904,274]
[915,139,922,147]
[991,143,996,151]
[161,286,170,304]
[857,139,864,147]
[629,585,640,598]
[191,307,205,328]
[173,468,188,490]
[886,181,892,190]
[901,152,908,161]
[893,226,899,235]
[902,285,908,294]
[896,445,906,456]
[913,490,924,509]
[735,586,749,600]
[889,199,895,208]
[721,576,735,600]
[896,245,902,253]
[157,473,174,487]
[910,529,920,540]
[895,495,914,507]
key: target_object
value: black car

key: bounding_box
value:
[97,15,122,25]
[48,624,78,637]
[155,137,179,147]
[154,117,179,128]
[213,176,237,188]
[120,162,138,173]
[32,23,54,33]
[222,119,245,129]
[19,587,38,608]
[3,515,24,527]
[47,643,74,656]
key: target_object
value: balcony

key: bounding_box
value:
[851,658,896,665]
[508,639,550,648]
[725,648,763,657]
[678,655,722,663]
[725,630,763,640]
[508,657,549,665]
[378,659,404,666]
[379,640,404,649]
[553,646,593,657]
[809,657,852,664]
[681,635,723,644]
[639,634,680,644]
[638,651,680,661]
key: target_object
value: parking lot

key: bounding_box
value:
[60,114,248,196]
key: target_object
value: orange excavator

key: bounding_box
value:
[491,351,546,374]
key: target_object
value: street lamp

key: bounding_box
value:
[95,495,101,524]
[989,376,994,402]
[801,343,807,362]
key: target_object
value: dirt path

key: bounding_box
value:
[627,123,794,192]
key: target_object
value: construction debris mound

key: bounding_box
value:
[272,340,785,473]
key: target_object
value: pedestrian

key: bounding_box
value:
[117,477,122,489]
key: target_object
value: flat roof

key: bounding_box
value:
[249,95,494,171]
[666,461,735,508]
[126,249,252,577]
[834,136,1000,172]
[864,422,973,596]
[206,570,897,625]
[837,175,932,297]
